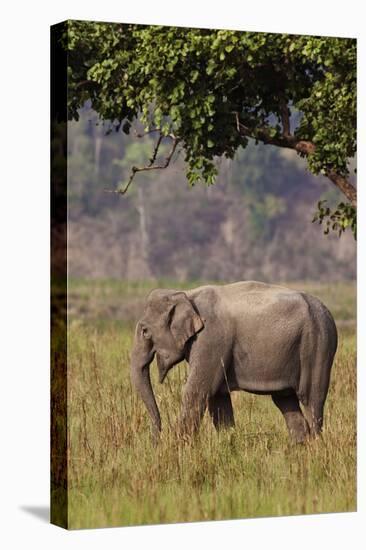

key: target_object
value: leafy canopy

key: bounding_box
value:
[66,21,357,235]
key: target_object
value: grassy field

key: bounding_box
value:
[66,279,356,529]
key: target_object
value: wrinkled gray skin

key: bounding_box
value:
[131,281,337,443]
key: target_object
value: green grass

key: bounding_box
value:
[65,280,356,529]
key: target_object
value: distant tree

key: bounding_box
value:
[66,22,356,237]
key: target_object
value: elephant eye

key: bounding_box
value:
[141,326,151,339]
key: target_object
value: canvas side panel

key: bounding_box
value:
[50,20,68,530]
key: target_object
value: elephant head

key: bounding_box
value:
[130,290,204,433]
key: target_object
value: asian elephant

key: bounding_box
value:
[130,281,337,443]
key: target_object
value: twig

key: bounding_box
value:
[148,134,163,167]
[74,80,92,89]
[104,137,179,195]
[133,128,162,138]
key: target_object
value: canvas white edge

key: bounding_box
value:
[0,1,364,549]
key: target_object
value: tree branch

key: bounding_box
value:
[234,112,356,207]
[133,128,162,138]
[279,97,290,136]
[104,135,179,195]
[74,80,93,89]
[148,134,163,167]
[235,112,310,151]
[326,170,357,207]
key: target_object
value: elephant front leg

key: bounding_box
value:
[208,392,235,430]
[178,369,211,437]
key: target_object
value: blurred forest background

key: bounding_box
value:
[68,105,356,283]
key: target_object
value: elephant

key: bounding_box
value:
[130,281,338,443]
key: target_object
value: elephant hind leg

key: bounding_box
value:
[208,392,235,430]
[301,398,325,437]
[271,392,310,443]
[299,376,329,437]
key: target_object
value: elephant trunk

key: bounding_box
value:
[130,339,161,434]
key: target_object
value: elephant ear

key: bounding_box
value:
[169,292,204,349]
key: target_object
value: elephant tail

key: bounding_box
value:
[297,293,338,407]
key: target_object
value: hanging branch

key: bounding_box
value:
[104,133,179,195]
[148,134,163,167]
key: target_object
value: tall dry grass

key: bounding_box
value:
[65,281,356,529]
